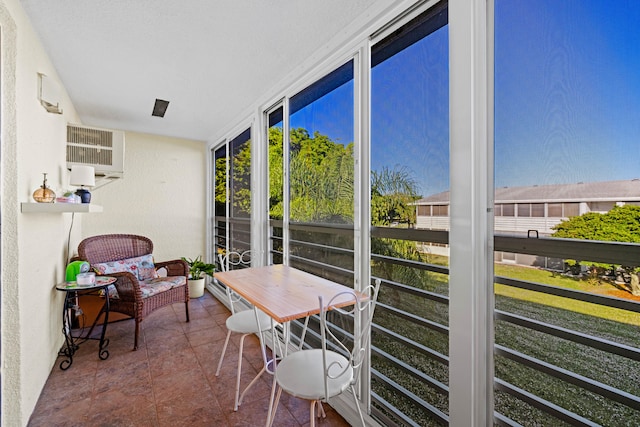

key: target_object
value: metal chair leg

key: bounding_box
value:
[309,400,316,427]
[267,385,283,427]
[215,330,232,376]
[238,365,266,407]
[317,401,326,418]
[234,333,248,411]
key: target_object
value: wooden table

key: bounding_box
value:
[214,264,362,419]
[214,264,360,324]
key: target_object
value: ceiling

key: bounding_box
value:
[20,0,395,142]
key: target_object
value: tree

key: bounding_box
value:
[552,204,640,295]
[371,165,420,227]
[268,127,285,219]
[269,129,421,227]
[287,128,354,223]
[552,205,640,243]
[231,138,252,217]
[369,165,430,308]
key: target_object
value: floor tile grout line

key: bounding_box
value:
[139,331,162,427]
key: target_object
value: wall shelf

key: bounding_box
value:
[21,203,103,213]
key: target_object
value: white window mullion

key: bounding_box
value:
[226,138,233,254]
[282,99,291,266]
[354,47,367,292]
[251,117,266,267]
[448,0,494,425]
[354,44,371,411]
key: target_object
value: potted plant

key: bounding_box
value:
[182,256,215,298]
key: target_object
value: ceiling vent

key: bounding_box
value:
[152,99,169,117]
[66,124,125,177]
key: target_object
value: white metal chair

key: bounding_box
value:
[215,250,273,411]
[267,279,381,427]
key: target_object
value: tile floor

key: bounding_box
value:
[28,291,350,427]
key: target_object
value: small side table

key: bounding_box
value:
[55,276,116,370]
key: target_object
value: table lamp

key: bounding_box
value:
[70,165,95,203]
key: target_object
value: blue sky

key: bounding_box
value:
[494,0,640,189]
[292,0,640,198]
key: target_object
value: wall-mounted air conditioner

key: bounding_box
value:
[66,123,125,177]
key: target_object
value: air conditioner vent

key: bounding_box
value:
[66,145,113,167]
[67,125,114,148]
[66,124,125,176]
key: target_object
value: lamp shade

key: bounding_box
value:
[70,165,95,187]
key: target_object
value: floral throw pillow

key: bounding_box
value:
[93,254,157,281]
[137,256,158,281]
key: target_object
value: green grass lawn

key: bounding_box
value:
[494,263,640,327]
[372,260,640,426]
[493,263,640,425]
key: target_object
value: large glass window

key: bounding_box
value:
[267,106,284,265]
[289,62,354,225]
[213,144,227,274]
[286,61,355,283]
[268,107,284,220]
[229,129,251,253]
[495,1,640,425]
[213,128,251,273]
[370,2,449,425]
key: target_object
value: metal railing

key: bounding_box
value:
[264,221,640,426]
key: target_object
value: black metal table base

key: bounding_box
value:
[58,288,111,370]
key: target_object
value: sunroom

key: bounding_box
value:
[3,0,640,426]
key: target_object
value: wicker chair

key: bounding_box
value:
[77,234,190,350]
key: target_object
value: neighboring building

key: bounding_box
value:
[415,179,640,265]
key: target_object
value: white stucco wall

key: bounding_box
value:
[1,0,84,425]
[81,131,207,263]
[0,2,207,425]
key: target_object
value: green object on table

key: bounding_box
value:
[65,261,90,282]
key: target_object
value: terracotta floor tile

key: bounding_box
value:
[191,341,224,381]
[148,346,200,374]
[28,291,350,427]
[145,333,191,359]
[156,389,226,427]
[94,363,153,397]
[182,301,212,320]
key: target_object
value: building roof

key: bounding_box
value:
[415,179,640,204]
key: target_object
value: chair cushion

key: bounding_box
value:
[93,254,158,281]
[139,276,186,298]
[226,309,273,334]
[275,349,353,400]
[106,276,186,299]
